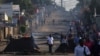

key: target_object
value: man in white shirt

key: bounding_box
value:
[47,34,54,53]
[74,39,91,56]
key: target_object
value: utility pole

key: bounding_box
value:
[61,0,63,7]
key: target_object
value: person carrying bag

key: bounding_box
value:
[84,47,91,56]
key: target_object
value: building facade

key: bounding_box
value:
[0,12,10,41]
[0,3,20,41]
[12,5,20,37]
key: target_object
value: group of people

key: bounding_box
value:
[4,20,100,56]
[47,34,68,53]
[74,21,100,56]
[75,36,100,56]
[74,38,91,56]
[46,33,100,56]
[46,33,74,53]
[5,20,100,55]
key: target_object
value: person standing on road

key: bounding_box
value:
[61,35,68,53]
[55,35,68,53]
[47,34,54,53]
[74,39,91,56]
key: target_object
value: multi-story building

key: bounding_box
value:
[0,12,9,41]
[0,3,20,41]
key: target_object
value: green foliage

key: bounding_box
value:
[20,25,26,33]
[8,16,12,22]
[32,0,52,5]
[0,0,33,10]
[12,0,33,10]
[43,0,52,5]
[0,0,5,4]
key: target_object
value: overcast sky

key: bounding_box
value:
[54,0,79,11]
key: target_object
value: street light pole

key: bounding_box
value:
[61,0,63,7]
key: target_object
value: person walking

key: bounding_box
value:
[61,36,68,53]
[74,39,91,56]
[47,34,54,53]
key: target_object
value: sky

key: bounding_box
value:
[54,0,79,11]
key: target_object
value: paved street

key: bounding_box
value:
[33,0,84,34]
[0,42,7,52]
[31,0,84,55]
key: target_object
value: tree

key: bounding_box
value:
[89,0,100,14]
[2,0,33,10]
[20,25,26,34]
[12,0,32,10]
[0,0,6,4]
[32,0,52,5]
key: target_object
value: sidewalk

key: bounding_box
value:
[0,42,7,52]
